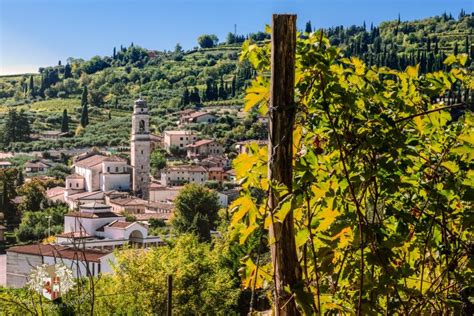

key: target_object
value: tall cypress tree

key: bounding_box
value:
[81,103,89,127]
[28,75,35,98]
[81,86,88,107]
[61,109,69,133]
[454,42,459,55]
[81,86,89,127]
[231,75,236,97]
[305,21,312,33]
[64,63,72,79]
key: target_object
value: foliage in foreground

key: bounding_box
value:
[231,32,473,314]
[0,234,241,315]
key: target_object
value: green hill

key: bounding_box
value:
[0,11,472,153]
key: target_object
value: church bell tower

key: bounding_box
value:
[131,99,151,199]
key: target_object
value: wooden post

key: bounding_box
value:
[268,14,302,315]
[167,274,172,316]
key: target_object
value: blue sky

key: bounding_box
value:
[0,0,471,75]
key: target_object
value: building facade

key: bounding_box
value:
[130,99,151,199]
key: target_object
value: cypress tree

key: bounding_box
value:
[305,21,312,33]
[231,75,236,97]
[64,63,72,79]
[28,75,35,98]
[113,47,117,59]
[465,36,469,54]
[81,86,88,107]
[454,42,458,55]
[182,87,190,105]
[61,109,69,133]
[81,103,89,127]
[108,111,112,120]
[17,171,24,187]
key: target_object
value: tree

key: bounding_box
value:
[172,184,220,241]
[81,103,89,127]
[88,89,104,107]
[189,87,201,104]
[15,205,68,242]
[64,63,72,79]
[234,32,473,314]
[17,179,48,213]
[181,87,190,106]
[197,34,218,49]
[0,168,18,225]
[28,75,35,98]
[92,234,240,314]
[81,85,88,107]
[61,109,69,132]
[150,150,166,174]
[305,20,312,33]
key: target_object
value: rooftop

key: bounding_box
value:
[109,197,148,206]
[66,211,120,219]
[187,139,215,148]
[166,165,207,172]
[74,154,109,168]
[66,173,84,179]
[163,130,195,135]
[7,244,111,262]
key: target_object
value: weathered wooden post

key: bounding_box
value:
[268,14,302,315]
[167,274,172,316]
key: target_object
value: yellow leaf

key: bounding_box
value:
[441,161,459,173]
[230,196,257,225]
[413,116,424,135]
[332,227,353,249]
[317,207,340,231]
[239,223,259,244]
[406,65,419,78]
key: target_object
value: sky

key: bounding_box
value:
[0,0,472,75]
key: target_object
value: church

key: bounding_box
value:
[61,99,151,208]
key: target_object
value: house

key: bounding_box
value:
[40,131,69,140]
[186,139,224,159]
[208,167,228,183]
[0,161,12,169]
[6,244,114,288]
[226,169,237,182]
[24,159,51,176]
[108,197,149,214]
[199,156,230,169]
[149,183,182,203]
[146,201,174,214]
[163,130,197,153]
[235,140,268,155]
[161,165,208,186]
[180,111,217,125]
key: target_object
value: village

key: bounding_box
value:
[0,98,266,288]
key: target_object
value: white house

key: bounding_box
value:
[161,165,208,186]
[6,244,114,288]
[180,111,217,125]
[163,130,197,152]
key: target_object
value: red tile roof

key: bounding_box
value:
[107,221,134,229]
[56,231,91,238]
[66,173,84,179]
[109,197,148,206]
[74,154,108,168]
[186,139,215,148]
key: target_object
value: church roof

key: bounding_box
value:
[134,99,147,108]
[74,154,108,168]
[109,197,148,206]
[66,173,84,179]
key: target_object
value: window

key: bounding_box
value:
[69,183,72,188]
[76,183,79,188]
[141,165,143,170]
[116,167,119,172]
[180,137,183,140]
[141,150,143,154]
[107,167,110,172]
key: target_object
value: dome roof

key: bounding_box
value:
[134,99,147,108]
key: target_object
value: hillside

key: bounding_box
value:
[0,11,472,153]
